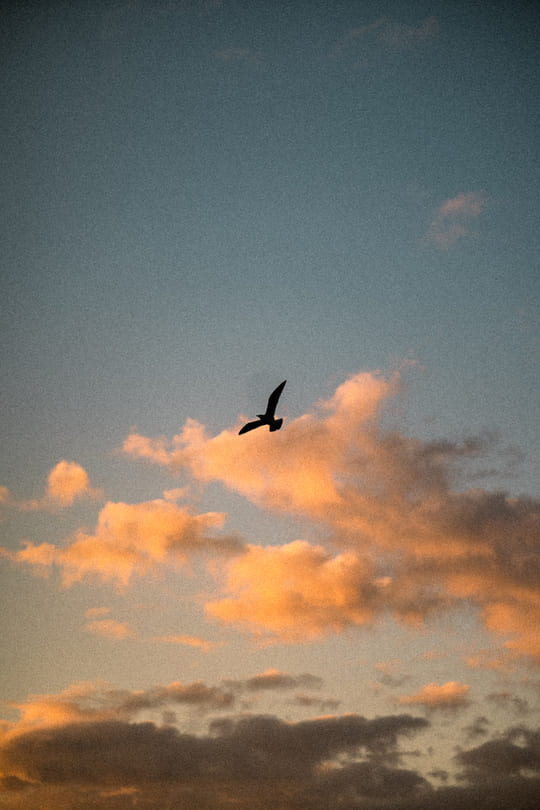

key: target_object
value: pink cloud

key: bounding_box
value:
[428,191,486,248]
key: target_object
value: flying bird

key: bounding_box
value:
[238,380,287,435]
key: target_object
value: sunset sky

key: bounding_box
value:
[1,1,539,807]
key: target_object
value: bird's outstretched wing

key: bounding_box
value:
[238,419,264,435]
[265,380,287,417]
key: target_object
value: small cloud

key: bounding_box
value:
[46,461,101,506]
[163,487,190,502]
[149,634,213,651]
[378,16,439,49]
[335,16,439,62]
[427,191,486,249]
[463,715,491,740]
[84,607,112,620]
[13,461,102,512]
[292,694,341,712]
[399,681,471,711]
[243,669,323,692]
[375,659,411,688]
[85,619,133,640]
[486,691,530,716]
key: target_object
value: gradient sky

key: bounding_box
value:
[1,1,539,808]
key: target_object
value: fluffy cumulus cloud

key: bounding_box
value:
[123,371,540,660]
[45,461,100,507]
[428,191,486,248]
[1,461,101,513]
[206,541,381,642]
[4,499,242,588]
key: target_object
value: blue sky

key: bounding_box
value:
[1,2,539,808]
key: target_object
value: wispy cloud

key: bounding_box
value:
[149,634,214,651]
[427,191,486,249]
[334,16,439,62]
[85,619,134,640]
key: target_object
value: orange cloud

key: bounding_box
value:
[8,461,102,512]
[149,634,213,651]
[46,460,100,506]
[85,619,133,640]
[207,541,379,642]
[5,499,242,588]
[428,191,485,248]
[122,370,540,661]
[3,679,235,739]
[399,681,470,710]
[84,607,111,619]
[123,371,398,516]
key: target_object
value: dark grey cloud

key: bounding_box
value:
[486,692,530,716]
[2,719,540,810]
[458,727,540,779]
[463,715,491,741]
[0,712,428,796]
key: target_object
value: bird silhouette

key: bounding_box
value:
[238,380,287,435]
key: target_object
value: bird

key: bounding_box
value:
[238,380,287,435]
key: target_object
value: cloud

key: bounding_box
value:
[399,682,471,711]
[5,680,235,736]
[223,669,323,692]
[428,191,486,249]
[122,370,398,516]
[148,634,213,651]
[2,681,540,809]
[122,370,540,660]
[206,541,381,643]
[334,16,439,64]
[1,461,101,513]
[375,660,411,688]
[84,607,112,619]
[45,461,100,507]
[0,708,428,804]
[85,619,133,640]
[3,498,243,588]
[458,727,540,779]
[486,692,530,716]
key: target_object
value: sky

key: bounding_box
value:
[1,0,539,807]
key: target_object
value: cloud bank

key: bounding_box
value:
[1,678,539,810]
